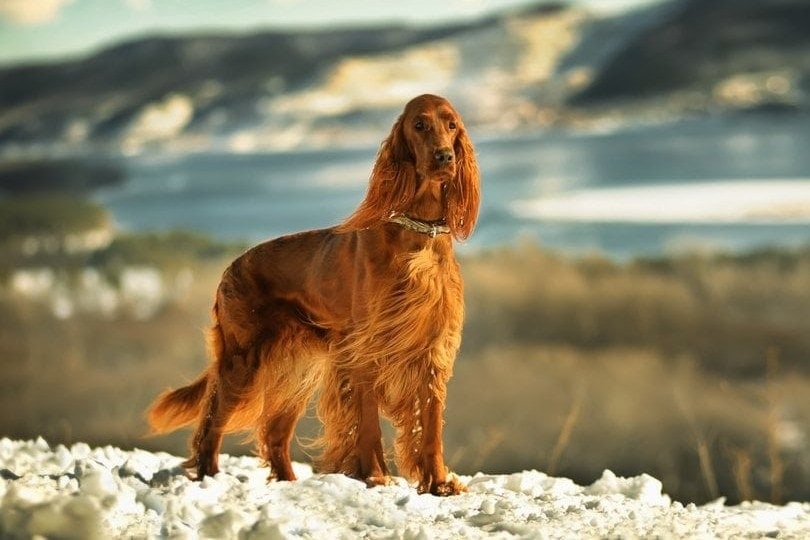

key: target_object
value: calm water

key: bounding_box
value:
[98,114,810,259]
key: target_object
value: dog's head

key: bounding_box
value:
[342,94,480,241]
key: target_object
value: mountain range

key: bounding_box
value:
[1,0,808,155]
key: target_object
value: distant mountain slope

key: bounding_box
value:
[0,3,594,155]
[573,0,810,110]
[0,21,484,151]
[0,0,808,155]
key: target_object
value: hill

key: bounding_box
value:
[573,0,810,112]
[2,0,809,155]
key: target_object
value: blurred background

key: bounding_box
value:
[1,0,810,505]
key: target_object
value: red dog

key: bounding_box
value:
[148,94,480,495]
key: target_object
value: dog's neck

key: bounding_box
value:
[387,178,450,238]
[407,177,447,223]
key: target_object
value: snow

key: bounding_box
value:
[512,179,810,224]
[2,439,809,539]
[7,266,192,320]
[124,93,195,154]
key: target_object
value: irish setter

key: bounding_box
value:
[147,94,480,496]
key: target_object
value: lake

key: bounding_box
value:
[98,113,810,260]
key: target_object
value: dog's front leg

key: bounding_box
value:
[416,379,466,496]
[317,368,389,486]
[355,378,391,487]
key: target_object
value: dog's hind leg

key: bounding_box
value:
[258,403,307,482]
[255,324,326,482]
[184,340,261,479]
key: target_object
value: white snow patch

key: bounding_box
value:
[2,438,810,538]
[118,266,165,320]
[123,93,194,154]
[268,45,459,119]
[512,179,810,224]
[10,269,56,298]
[6,266,192,320]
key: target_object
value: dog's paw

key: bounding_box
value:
[364,475,394,488]
[181,456,219,481]
[419,474,467,496]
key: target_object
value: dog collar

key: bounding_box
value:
[388,214,451,238]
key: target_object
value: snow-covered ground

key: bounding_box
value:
[2,438,810,539]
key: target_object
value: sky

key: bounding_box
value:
[0,0,657,66]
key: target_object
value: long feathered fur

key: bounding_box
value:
[146,94,480,496]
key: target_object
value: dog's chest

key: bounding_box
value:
[399,245,457,293]
[384,246,463,334]
[337,245,463,369]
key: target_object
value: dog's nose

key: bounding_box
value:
[434,148,454,165]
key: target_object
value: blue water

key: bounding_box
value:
[97,114,810,259]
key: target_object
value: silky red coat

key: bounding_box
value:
[147,94,481,496]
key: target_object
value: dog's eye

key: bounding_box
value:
[448,121,457,130]
[414,120,427,131]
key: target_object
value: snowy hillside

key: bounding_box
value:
[0,4,594,155]
[3,0,810,156]
[2,439,810,539]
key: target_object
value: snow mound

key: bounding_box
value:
[2,438,810,539]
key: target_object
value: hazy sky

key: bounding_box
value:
[0,0,658,66]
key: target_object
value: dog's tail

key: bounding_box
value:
[147,372,209,434]
[148,304,225,434]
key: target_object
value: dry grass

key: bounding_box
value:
[1,241,809,504]
[462,243,810,377]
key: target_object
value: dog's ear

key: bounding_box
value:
[381,114,413,165]
[445,124,480,241]
[338,115,417,232]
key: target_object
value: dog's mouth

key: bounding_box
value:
[420,159,456,180]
